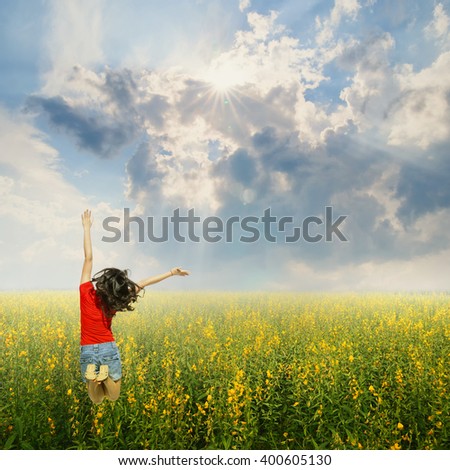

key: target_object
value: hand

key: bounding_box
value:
[81,209,93,230]
[170,267,190,276]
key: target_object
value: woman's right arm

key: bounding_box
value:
[80,210,93,285]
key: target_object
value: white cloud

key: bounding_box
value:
[209,11,319,94]
[284,247,450,291]
[339,33,397,130]
[239,0,251,13]
[387,52,450,148]
[0,108,78,286]
[42,0,105,94]
[316,0,361,45]
[410,207,450,244]
[334,27,450,150]
[294,88,353,146]
[21,237,57,262]
[424,3,450,42]
[331,0,361,25]
[0,108,84,235]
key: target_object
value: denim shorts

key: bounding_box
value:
[80,341,122,382]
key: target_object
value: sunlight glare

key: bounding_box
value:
[205,63,249,91]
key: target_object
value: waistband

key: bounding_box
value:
[80,341,117,353]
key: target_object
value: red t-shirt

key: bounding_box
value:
[80,281,115,345]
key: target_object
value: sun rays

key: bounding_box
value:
[185,77,251,136]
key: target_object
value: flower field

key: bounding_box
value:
[0,291,449,450]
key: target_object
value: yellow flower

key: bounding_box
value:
[397,422,404,430]
[67,389,72,396]
[349,355,354,362]
[390,442,401,450]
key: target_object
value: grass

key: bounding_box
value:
[0,291,449,449]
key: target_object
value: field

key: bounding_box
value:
[0,291,449,450]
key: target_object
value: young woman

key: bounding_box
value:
[80,209,189,404]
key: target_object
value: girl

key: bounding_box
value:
[80,209,189,404]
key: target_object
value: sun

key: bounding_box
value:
[205,61,249,92]
[208,72,237,91]
[189,59,252,131]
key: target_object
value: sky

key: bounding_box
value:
[1,0,450,291]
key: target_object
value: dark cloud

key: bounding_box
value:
[126,140,169,204]
[213,148,257,185]
[103,68,137,109]
[385,87,444,122]
[253,126,308,174]
[207,120,449,267]
[137,94,170,130]
[177,78,209,123]
[395,142,450,224]
[337,32,393,72]
[25,95,137,158]
[24,68,172,158]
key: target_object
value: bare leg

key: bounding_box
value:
[103,377,121,401]
[87,380,106,404]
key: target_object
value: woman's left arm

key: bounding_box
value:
[135,267,189,292]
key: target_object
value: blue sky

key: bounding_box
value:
[1,0,450,291]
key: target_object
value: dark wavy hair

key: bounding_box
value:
[92,268,141,318]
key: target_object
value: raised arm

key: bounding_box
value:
[136,267,189,292]
[80,209,93,285]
